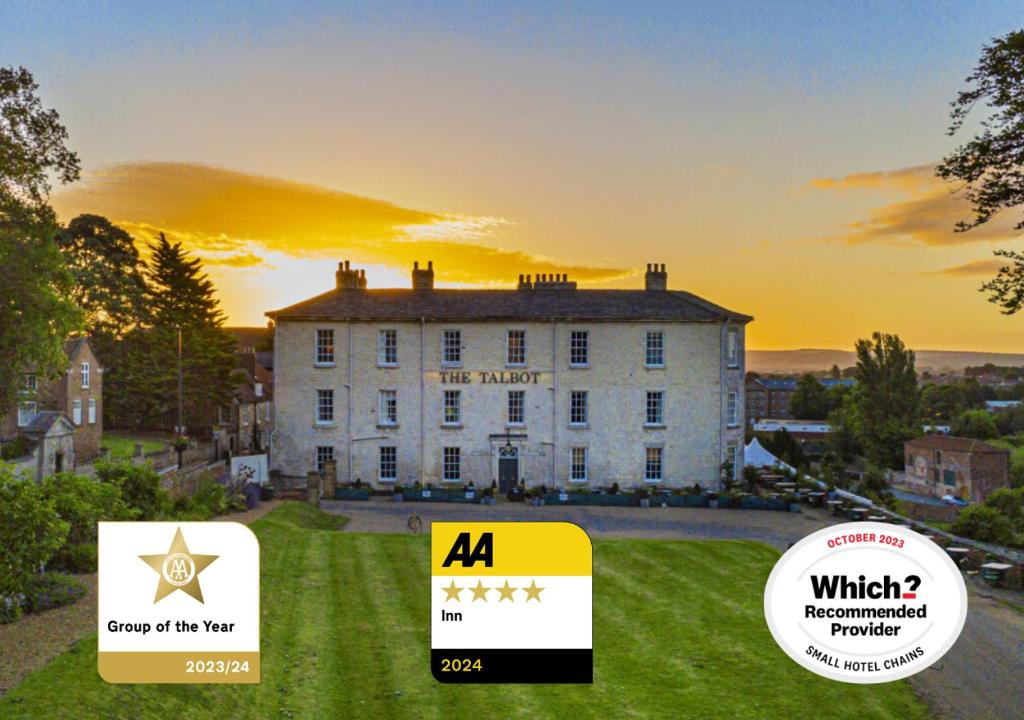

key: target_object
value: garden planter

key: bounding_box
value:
[334,487,370,501]
[789,503,801,512]
[639,498,651,508]
[393,493,403,502]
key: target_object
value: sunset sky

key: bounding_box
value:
[6,1,1024,351]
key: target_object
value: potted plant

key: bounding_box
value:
[782,492,801,512]
[636,485,651,508]
[392,483,404,502]
[707,490,719,509]
[423,482,432,499]
[465,480,475,500]
[480,486,496,505]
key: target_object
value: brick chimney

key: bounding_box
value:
[412,261,434,290]
[519,272,576,290]
[644,263,667,291]
[336,260,367,290]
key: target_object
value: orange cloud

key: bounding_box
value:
[52,161,628,284]
[810,164,1019,246]
[927,258,1005,277]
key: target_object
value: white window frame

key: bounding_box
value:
[569,330,589,368]
[646,390,665,427]
[726,391,738,427]
[569,390,588,427]
[379,389,398,426]
[81,362,90,389]
[315,328,335,366]
[23,373,37,393]
[88,398,97,424]
[17,401,37,427]
[72,398,82,425]
[506,329,527,367]
[441,329,462,367]
[645,445,664,483]
[378,329,398,367]
[727,329,739,369]
[726,444,739,481]
[315,445,334,474]
[443,446,461,482]
[645,331,665,368]
[316,389,335,425]
[443,389,462,426]
[570,446,588,483]
[379,446,398,482]
[507,389,525,426]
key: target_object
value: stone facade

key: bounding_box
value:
[268,263,751,490]
[903,435,1009,503]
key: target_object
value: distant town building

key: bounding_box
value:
[752,419,830,440]
[903,435,1009,503]
[745,376,854,421]
[985,400,1022,412]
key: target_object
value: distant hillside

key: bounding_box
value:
[747,349,1024,374]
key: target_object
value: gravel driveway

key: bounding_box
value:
[322,497,1024,720]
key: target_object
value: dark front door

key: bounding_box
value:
[498,456,518,494]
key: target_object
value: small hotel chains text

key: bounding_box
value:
[440,371,542,385]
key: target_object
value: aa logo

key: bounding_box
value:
[442,532,493,567]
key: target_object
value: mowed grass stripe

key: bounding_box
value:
[1,504,930,720]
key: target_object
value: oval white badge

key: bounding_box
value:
[764,521,968,684]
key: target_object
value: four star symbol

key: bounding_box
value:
[439,578,544,603]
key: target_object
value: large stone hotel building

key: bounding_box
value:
[267,261,751,491]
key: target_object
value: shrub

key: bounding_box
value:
[22,572,86,614]
[951,505,1017,546]
[193,479,230,517]
[96,461,169,519]
[0,464,69,603]
[1,435,36,460]
[41,472,138,572]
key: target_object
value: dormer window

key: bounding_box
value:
[81,362,90,389]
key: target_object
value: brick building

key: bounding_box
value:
[267,261,751,491]
[745,376,854,421]
[903,435,1010,503]
[1,337,103,465]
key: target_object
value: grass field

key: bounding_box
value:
[100,432,167,460]
[0,503,929,720]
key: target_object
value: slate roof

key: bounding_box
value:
[24,411,73,436]
[906,435,1008,455]
[267,289,752,323]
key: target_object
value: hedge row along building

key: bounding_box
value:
[266,262,751,491]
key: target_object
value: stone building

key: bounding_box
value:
[267,261,751,491]
[1,337,103,466]
[213,352,274,459]
[903,435,1010,503]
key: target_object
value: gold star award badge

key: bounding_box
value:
[97,522,261,684]
[431,522,592,683]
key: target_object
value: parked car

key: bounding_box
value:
[941,494,969,507]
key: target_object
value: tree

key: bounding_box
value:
[0,67,82,413]
[952,409,999,440]
[827,395,862,463]
[937,32,1024,313]
[921,383,967,422]
[791,373,830,420]
[851,332,920,469]
[830,364,841,380]
[107,235,240,430]
[951,504,1016,547]
[765,427,805,468]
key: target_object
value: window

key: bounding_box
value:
[442,330,462,366]
[17,401,36,427]
[81,362,90,389]
[379,446,398,482]
[316,329,335,365]
[645,446,664,482]
[507,390,525,425]
[645,331,664,367]
[316,389,334,424]
[315,446,334,474]
[943,469,956,487]
[726,444,739,479]
[23,374,37,393]
[570,390,588,426]
[72,399,82,425]
[570,447,588,482]
[443,447,461,482]
[506,329,526,366]
[443,390,461,425]
[726,392,738,427]
[646,391,665,426]
[379,390,398,426]
[569,330,589,367]
[378,329,398,366]
[726,329,739,368]
[88,398,97,424]
[935,450,943,466]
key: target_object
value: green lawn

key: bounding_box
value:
[100,433,166,460]
[0,503,929,720]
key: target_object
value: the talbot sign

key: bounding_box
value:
[439,370,543,385]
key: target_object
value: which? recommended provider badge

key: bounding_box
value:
[431,521,592,683]
[97,522,260,683]
[764,521,967,683]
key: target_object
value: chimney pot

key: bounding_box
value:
[414,261,419,270]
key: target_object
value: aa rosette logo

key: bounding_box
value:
[764,521,967,683]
